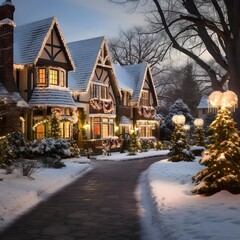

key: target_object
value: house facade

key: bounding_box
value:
[114,63,160,139]
[0,0,160,147]
[68,37,121,148]
[13,17,77,140]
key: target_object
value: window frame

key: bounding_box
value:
[38,68,47,85]
[141,90,150,106]
[36,123,45,139]
[36,67,66,87]
[91,83,108,99]
[92,117,114,139]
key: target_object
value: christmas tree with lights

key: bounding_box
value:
[193,127,205,146]
[49,113,61,139]
[192,91,240,195]
[168,115,195,162]
[128,132,138,155]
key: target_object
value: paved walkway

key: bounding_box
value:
[0,156,164,240]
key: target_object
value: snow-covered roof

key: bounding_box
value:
[113,65,134,93]
[68,36,104,92]
[14,17,74,69]
[119,115,133,126]
[114,63,157,104]
[197,95,208,109]
[0,82,28,107]
[28,86,76,108]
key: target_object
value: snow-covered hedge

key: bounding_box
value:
[27,138,79,159]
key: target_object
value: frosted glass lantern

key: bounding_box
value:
[194,118,204,128]
[221,90,238,109]
[172,115,186,125]
[208,91,222,108]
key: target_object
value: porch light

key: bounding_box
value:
[84,121,90,129]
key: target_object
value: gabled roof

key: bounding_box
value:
[28,86,76,108]
[14,17,74,69]
[67,36,104,92]
[197,95,208,109]
[114,63,158,105]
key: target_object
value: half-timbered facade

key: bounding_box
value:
[13,17,76,140]
[114,63,160,138]
[68,37,121,147]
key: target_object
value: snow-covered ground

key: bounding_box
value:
[1,150,239,240]
[0,157,91,231]
[139,157,240,240]
[95,149,169,161]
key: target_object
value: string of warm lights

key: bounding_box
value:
[32,119,49,131]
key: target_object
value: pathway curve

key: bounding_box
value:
[0,156,165,240]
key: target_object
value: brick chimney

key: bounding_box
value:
[0,0,16,92]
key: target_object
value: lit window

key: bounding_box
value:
[92,117,115,139]
[49,69,58,85]
[93,123,101,139]
[141,90,149,106]
[36,124,45,139]
[60,122,70,138]
[60,71,65,87]
[38,68,46,85]
[65,122,70,138]
[140,126,152,137]
[102,123,108,138]
[91,84,108,99]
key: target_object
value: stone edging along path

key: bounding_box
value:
[0,156,166,240]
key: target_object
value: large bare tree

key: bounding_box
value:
[108,26,169,76]
[110,0,240,122]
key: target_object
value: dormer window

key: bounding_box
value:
[91,83,108,99]
[37,67,66,87]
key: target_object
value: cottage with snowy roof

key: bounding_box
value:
[68,37,121,147]
[197,95,209,119]
[13,15,77,140]
[114,63,159,138]
[0,0,78,140]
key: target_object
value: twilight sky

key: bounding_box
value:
[13,0,146,42]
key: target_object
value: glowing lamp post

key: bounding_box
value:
[183,124,190,131]
[194,118,204,128]
[208,90,238,111]
[172,115,186,126]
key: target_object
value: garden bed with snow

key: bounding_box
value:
[140,158,240,240]
[0,157,91,231]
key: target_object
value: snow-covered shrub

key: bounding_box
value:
[40,157,65,169]
[15,159,40,178]
[153,141,164,150]
[27,138,72,159]
[0,140,15,173]
[190,146,205,156]
[160,99,194,140]
[140,139,150,152]
[69,140,80,158]
[7,131,27,158]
